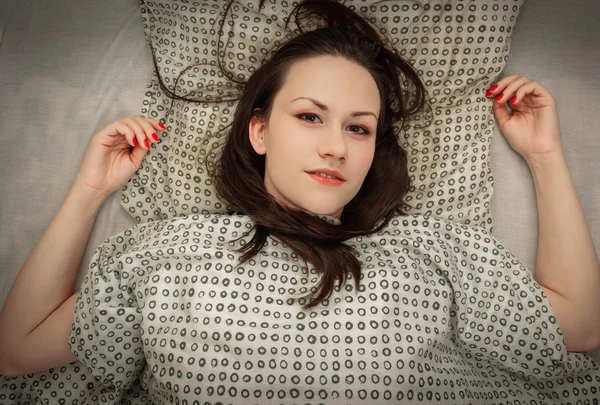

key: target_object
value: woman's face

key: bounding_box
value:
[249,55,380,219]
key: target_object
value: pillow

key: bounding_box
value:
[122,0,525,234]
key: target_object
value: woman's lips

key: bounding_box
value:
[307,172,344,187]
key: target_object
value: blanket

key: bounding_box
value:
[3,213,597,404]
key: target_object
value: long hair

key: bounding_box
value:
[146,0,432,309]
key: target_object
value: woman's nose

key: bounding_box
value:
[318,129,348,159]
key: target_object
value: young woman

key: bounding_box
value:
[1,0,599,403]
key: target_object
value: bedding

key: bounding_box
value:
[5,212,600,404]
[121,0,524,232]
[68,212,600,404]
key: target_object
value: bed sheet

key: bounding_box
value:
[489,0,600,365]
[0,0,151,308]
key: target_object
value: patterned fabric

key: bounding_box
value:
[3,213,599,404]
[122,0,525,232]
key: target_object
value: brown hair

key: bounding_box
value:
[147,0,432,309]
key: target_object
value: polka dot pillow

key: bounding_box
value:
[122,0,525,233]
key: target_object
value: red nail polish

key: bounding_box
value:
[490,84,498,91]
[495,93,503,101]
[159,123,166,130]
[152,133,159,142]
[144,139,150,148]
[510,96,517,105]
[132,138,138,147]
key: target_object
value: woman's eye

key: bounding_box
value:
[298,113,322,123]
[348,125,368,134]
[297,113,370,134]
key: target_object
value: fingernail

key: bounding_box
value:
[159,123,166,130]
[485,91,492,98]
[132,138,138,147]
[152,133,159,142]
[495,93,503,101]
[489,84,498,91]
[144,139,150,148]
[510,96,517,105]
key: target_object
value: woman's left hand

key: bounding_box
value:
[487,74,564,161]
[73,116,165,198]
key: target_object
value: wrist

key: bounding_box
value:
[70,181,111,205]
[524,149,567,173]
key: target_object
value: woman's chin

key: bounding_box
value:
[300,205,343,219]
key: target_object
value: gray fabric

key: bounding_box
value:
[0,0,150,311]
[489,0,600,361]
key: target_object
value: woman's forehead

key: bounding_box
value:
[276,58,380,115]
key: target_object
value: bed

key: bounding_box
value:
[1,0,599,403]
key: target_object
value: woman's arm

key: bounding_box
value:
[0,181,108,375]
[526,150,600,352]
[0,116,162,376]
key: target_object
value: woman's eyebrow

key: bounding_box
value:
[290,96,378,120]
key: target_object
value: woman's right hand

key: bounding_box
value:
[487,75,564,162]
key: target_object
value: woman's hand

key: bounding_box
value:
[487,74,563,161]
[73,116,166,198]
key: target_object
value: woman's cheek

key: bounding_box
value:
[285,133,313,156]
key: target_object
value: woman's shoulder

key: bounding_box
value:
[135,212,255,231]
[138,212,256,240]
[97,212,255,252]
[372,212,494,239]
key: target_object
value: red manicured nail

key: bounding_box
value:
[495,93,503,101]
[510,96,517,105]
[158,123,166,130]
[485,91,492,98]
[144,139,150,148]
[152,133,159,142]
[132,138,138,147]
[490,84,498,91]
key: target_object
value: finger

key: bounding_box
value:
[512,80,552,106]
[491,78,524,122]
[486,74,521,99]
[491,96,512,125]
[493,76,530,105]
[142,116,167,132]
[113,121,137,147]
[131,115,161,145]
[488,74,521,91]
[129,136,150,164]
[123,117,152,149]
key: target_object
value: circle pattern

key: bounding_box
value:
[122,0,518,233]
[4,212,600,403]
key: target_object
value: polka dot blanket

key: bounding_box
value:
[2,213,599,404]
[120,0,521,233]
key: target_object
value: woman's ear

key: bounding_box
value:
[248,110,267,155]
